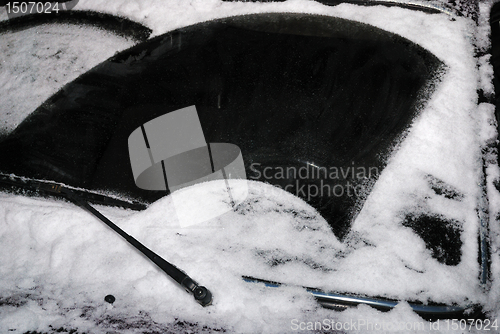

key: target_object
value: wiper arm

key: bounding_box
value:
[0,173,213,307]
[66,191,213,307]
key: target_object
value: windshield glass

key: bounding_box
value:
[0,13,443,241]
[0,7,490,332]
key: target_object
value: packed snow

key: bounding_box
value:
[1,0,500,333]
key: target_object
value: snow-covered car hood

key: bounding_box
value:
[1,1,500,333]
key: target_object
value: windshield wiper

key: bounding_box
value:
[0,173,213,307]
[242,276,482,320]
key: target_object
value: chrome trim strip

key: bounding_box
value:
[478,158,491,287]
[355,0,458,17]
[309,289,468,313]
[243,276,473,316]
[222,0,461,18]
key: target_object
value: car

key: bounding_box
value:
[0,0,498,333]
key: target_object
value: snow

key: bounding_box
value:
[1,0,500,333]
[0,23,136,134]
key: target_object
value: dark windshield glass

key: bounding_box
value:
[0,13,443,239]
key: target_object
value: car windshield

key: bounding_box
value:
[0,3,495,333]
[0,13,442,240]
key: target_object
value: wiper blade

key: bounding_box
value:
[242,276,482,320]
[0,173,146,210]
